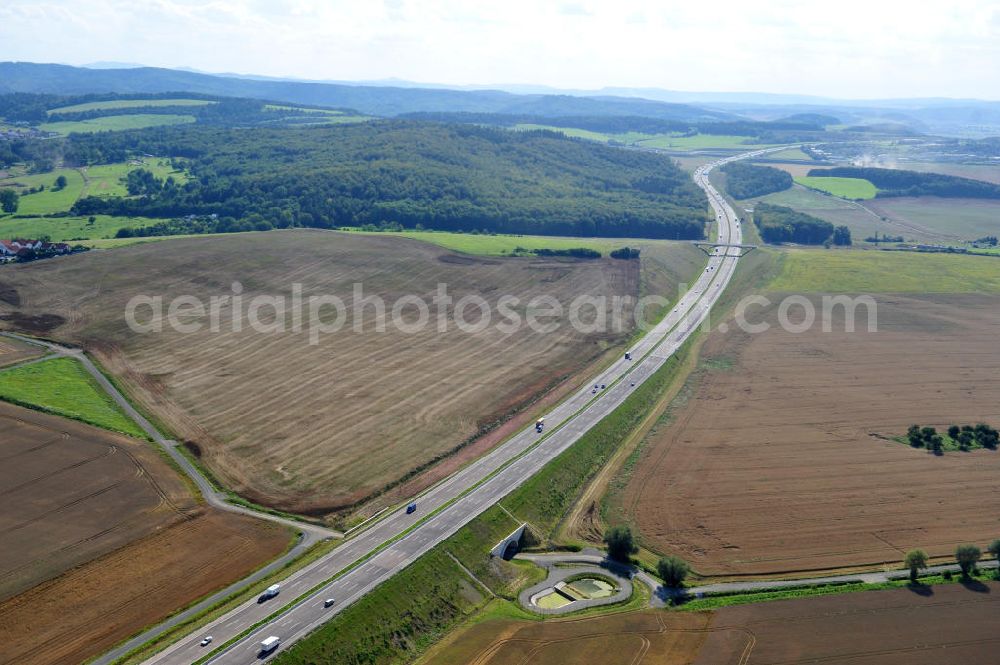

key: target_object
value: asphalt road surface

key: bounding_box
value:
[140,148,780,665]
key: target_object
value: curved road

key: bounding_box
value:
[131,147,778,665]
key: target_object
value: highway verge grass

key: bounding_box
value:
[0,356,147,438]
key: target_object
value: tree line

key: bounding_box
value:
[754,203,851,246]
[721,162,792,199]
[70,121,710,239]
[906,423,999,453]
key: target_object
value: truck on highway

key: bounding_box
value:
[260,636,281,654]
[535,418,544,433]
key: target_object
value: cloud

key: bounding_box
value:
[0,0,997,98]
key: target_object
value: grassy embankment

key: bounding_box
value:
[0,356,147,438]
[794,175,878,199]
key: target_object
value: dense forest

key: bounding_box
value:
[67,121,709,239]
[720,162,793,199]
[402,112,834,142]
[0,91,363,129]
[754,203,851,245]
[807,167,1000,198]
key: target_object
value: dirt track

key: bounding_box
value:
[622,294,1000,576]
[0,403,290,665]
[696,582,1000,664]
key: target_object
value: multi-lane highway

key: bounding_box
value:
[141,148,776,665]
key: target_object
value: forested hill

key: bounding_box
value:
[69,122,709,239]
[807,167,1000,199]
[0,62,731,121]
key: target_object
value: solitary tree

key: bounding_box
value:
[0,189,17,214]
[54,174,67,190]
[603,525,638,563]
[988,540,1000,578]
[907,425,923,447]
[929,434,944,455]
[955,544,981,579]
[904,549,928,583]
[657,556,690,588]
[947,425,961,440]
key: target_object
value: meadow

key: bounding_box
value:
[48,98,215,114]
[39,113,196,135]
[0,214,160,243]
[0,356,146,437]
[636,134,780,150]
[794,175,878,199]
[769,248,1000,293]
[1,168,85,215]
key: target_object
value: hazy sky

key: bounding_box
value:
[2,0,999,99]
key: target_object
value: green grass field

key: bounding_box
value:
[0,214,161,243]
[346,228,672,256]
[40,114,196,135]
[48,98,215,114]
[636,134,780,151]
[795,176,878,199]
[770,249,1000,293]
[81,160,188,198]
[0,356,146,437]
[0,168,86,215]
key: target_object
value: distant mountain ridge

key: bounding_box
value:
[0,62,733,122]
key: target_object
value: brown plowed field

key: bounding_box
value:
[0,401,195,600]
[0,402,290,665]
[622,294,1000,576]
[0,230,690,515]
[696,582,1000,665]
[423,611,713,665]
[0,510,288,665]
[0,337,43,368]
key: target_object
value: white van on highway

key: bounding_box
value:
[260,635,281,653]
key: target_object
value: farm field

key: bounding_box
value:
[795,175,878,199]
[0,356,147,437]
[695,582,1000,664]
[864,197,1000,242]
[0,213,161,243]
[49,98,215,114]
[0,336,44,368]
[770,248,1000,293]
[0,167,85,215]
[895,160,1000,185]
[760,146,814,161]
[0,230,699,517]
[749,184,883,242]
[0,401,195,601]
[422,611,712,665]
[39,113,196,135]
[637,134,780,151]
[618,294,1000,576]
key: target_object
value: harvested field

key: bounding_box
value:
[620,294,1000,577]
[0,230,690,516]
[0,401,195,600]
[696,582,1000,665]
[0,337,43,368]
[423,610,713,665]
[0,401,291,664]
[0,510,288,665]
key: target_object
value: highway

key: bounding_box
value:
[141,148,778,664]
